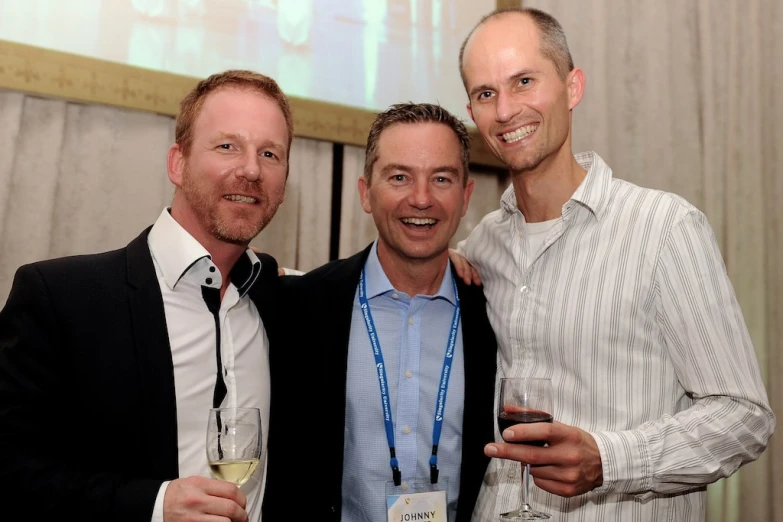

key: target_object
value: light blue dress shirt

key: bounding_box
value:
[341,241,466,522]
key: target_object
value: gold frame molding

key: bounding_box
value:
[0,1,519,168]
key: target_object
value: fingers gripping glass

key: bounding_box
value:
[496,378,553,520]
[206,407,263,487]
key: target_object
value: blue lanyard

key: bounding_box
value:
[358,268,461,486]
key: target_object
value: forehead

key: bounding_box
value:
[463,14,548,84]
[194,87,289,143]
[374,122,463,168]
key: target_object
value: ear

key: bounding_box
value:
[357,175,372,214]
[461,178,475,217]
[466,102,474,122]
[566,67,586,111]
[167,143,185,188]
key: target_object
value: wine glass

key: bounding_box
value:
[496,377,553,520]
[206,407,263,487]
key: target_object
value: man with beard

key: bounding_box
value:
[450,7,774,521]
[0,69,291,522]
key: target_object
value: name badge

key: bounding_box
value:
[386,479,448,522]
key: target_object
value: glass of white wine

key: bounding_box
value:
[206,407,262,487]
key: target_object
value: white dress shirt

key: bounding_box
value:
[147,208,270,522]
[462,152,774,522]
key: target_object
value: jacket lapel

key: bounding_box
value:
[247,253,280,329]
[126,227,179,478]
[453,272,497,520]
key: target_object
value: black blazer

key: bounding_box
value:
[263,244,497,521]
[0,227,280,521]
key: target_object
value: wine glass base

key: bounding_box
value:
[500,507,551,520]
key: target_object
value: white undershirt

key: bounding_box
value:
[147,208,270,522]
[522,217,560,270]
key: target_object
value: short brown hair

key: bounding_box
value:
[175,69,294,157]
[364,103,471,185]
[459,7,574,87]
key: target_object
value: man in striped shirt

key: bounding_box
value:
[453,6,775,522]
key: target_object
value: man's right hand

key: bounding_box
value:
[449,248,482,286]
[164,476,248,522]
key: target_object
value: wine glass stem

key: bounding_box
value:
[521,463,532,510]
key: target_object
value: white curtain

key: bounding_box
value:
[0,90,333,305]
[521,1,782,520]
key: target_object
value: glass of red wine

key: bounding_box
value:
[496,377,553,520]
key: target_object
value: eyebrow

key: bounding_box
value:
[381,164,462,176]
[468,68,540,98]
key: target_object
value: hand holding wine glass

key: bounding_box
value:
[206,407,263,488]
[496,377,553,520]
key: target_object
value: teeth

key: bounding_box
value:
[402,218,436,226]
[224,195,257,203]
[503,124,537,143]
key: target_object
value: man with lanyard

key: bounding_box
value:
[263,103,498,522]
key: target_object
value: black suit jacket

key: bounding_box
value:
[263,245,497,521]
[0,227,280,521]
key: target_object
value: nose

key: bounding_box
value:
[408,178,433,209]
[495,91,516,123]
[237,151,261,182]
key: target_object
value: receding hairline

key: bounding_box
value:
[459,8,574,86]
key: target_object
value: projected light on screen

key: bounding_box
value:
[0,0,494,121]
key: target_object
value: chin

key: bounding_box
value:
[213,222,264,245]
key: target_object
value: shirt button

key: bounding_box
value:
[401,482,409,491]
[209,266,216,273]
[403,425,411,435]
[508,466,516,479]
[206,278,213,285]
[392,293,399,300]
[408,317,415,325]
[520,285,528,294]
[405,369,413,379]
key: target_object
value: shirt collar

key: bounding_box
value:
[499,151,612,221]
[568,151,612,220]
[148,208,261,297]
[363,239,457,305]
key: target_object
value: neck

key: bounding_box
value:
[375,242,449,297]
[170,203,246,299]
[510,148,586,223]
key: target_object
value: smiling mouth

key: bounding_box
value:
[501,124,538,143]
[401,217,437,228]
[224,194,258,203]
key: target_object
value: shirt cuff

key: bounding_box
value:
[589,430,653,497]
[151,481,170,522]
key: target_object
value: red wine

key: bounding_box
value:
[497,411,553,446]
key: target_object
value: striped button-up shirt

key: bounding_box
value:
[463,152,774,522]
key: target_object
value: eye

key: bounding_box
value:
[262,150,278,159]
[393,174,406,182]
[434,176,452,184]
[477,91,494,101]
[217,143,233,150]
[519,77,531,86]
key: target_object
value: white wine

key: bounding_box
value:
[209,458,260,486]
